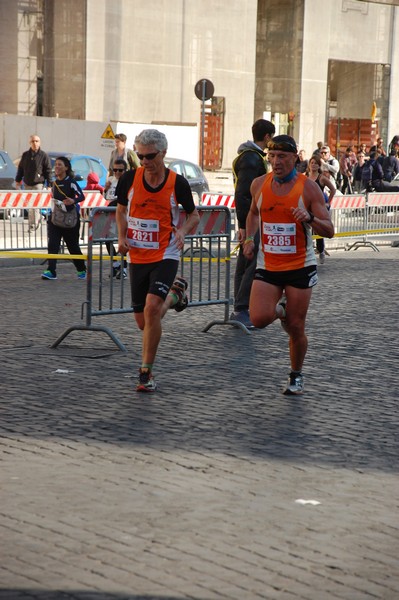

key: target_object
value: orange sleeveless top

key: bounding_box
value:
[256,172,316,271]
[126,167,180,264]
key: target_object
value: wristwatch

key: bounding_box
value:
[306,211,315,224]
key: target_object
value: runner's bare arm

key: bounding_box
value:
[291,178,334,238]
[243,176,264,259]
[174,208,200,250]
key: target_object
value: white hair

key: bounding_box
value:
[134,129,168,151]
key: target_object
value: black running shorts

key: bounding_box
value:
[129,259,179,312]
[254,265,318,289]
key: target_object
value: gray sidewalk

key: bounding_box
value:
[1,248,399,600]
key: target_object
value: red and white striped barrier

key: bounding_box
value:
[201,193,235,208]
[367,193,399,206]
[0,190,107,209]
[330,195,366,209]
[80,192,108,208]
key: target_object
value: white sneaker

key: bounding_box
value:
[276,295,289,332]
[319,252,326,264]
[283,372,304,395]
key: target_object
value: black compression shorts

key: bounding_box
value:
[254,265,318,289]
[129,259,179,312]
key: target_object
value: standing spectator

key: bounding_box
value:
[369,150,385,191]
[230,118,275,328]
[319,145,339,186]
[41,156,86,280]
[312,141,324,157]
[388,135,399,155]
[103,158,128,279]
[108,133,139,176]
[370,137,386,158]
[339,146,355,194]
[243,135,334,395]
[352,152,367,192]
[306,155,336,264]
[358,143,368,157]
[382,148,399,182]
[295,149,308,173]
[15,134,53,230]
[116,129,200,393]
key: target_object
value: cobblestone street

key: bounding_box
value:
[1,247,399,600]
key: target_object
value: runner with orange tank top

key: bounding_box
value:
[116,129,200,393]
[243,135,334,395]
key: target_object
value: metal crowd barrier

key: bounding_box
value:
[201,192,399,252]
[329,193,399,251]
[366,193,399,248]
[200,193,238,243]
[51,205,240,352]
[0,189,104,251]
[3,190,399,349]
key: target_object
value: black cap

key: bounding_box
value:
[268,135,298,153]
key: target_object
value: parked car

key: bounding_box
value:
[164,157,209,202]
[0,149,17,189]
[48,152,108,189]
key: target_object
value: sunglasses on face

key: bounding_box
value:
[113,168,125,172]
[136,151,160,161]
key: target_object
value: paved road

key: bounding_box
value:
[1,247,399,600]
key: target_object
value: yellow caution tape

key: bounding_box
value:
[0,251,230,264]
[0,251,110,260]
[313,227,399,239]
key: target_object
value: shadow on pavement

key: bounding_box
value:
[0,592,201,600]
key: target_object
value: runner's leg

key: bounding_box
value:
[249,279,283,328]
[284,286,312,372]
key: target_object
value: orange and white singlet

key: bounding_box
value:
[126,168,180,264]
[256,172,316,272]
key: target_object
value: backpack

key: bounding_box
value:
[232,149,267,188]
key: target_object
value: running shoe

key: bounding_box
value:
[277,294,286,318]
[136,369,157,393]
[319,252,326,264]
[77,271,86,279]
[229,310,255,329]
[41,270,57,280]
[276,294,289,332]
[170,276,188,312]
[116,268,128,280]
[283,372,304,396]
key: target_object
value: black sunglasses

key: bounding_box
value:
[113,168,125,172]
[136,151,160,161]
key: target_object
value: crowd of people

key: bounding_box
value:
[299,136,399,194]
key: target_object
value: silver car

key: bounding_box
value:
[165,157,209,202]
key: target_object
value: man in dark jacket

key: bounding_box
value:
[15,134,53,229]
[230,118,275,328]
[382,150,399,182]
